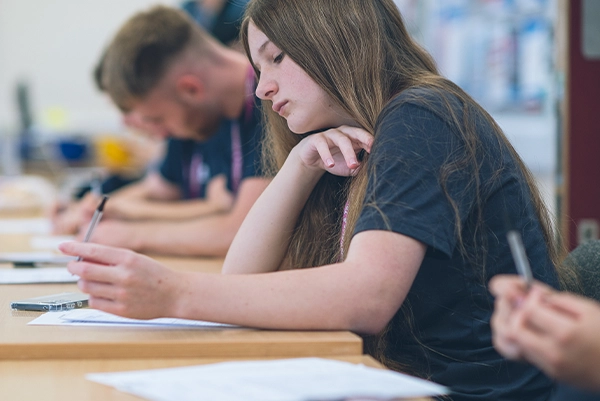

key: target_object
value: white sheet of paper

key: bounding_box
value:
[28,308,237,328]
[87,357,449,401]
[28,310,128,327]
[30,235,74,250]
[0,218,51,234]
[0,252,76,265]
[0,267,78,284]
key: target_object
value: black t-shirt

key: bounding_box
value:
[551,383,600,400]
[159,97,263,199]
[355,88,559,401]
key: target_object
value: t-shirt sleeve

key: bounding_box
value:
[354,102,475,258]
[158,139,184,186]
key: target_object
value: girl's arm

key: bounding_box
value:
[60,124,424,334]
[223,125,373,274]
[60,228,425,334]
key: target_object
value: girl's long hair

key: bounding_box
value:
[241,0,574,373]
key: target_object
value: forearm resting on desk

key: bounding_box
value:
[86,178,270,257]
[104,174,236,221]
[104,198,230,221]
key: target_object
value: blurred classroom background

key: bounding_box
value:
[0,0,181,213]
[398,0,559,218]
[0,0,598,248]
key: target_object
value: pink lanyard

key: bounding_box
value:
[188,66,256,198]
[339,199,350,261]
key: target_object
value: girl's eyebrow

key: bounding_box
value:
[257,39,272,55]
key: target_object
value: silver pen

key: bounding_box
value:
[77,195,109,261]
[91,174,103,197]
[506,230,534,290]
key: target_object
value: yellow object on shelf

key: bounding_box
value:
[94,135,131,170]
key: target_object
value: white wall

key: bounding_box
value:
[0,0,179,135]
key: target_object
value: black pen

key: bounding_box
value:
[77,195,109,261]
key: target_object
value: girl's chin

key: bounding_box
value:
[287,120,331,136]
[286,122,308,135]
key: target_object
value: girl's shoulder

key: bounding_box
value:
[377,86,491,139]
[375,87,463,135]
[382,86,463,120]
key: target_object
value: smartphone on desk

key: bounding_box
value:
[10,292,89,311]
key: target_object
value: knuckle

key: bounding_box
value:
[121,270,135,286]
[77,279,88,292]
[123,251,137,266]
[79,263,91,277]
[115,287,129,302]
[555,330,574,346]
[86,246,98,260]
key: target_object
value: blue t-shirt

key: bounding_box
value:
[354,88,558,400]
[159,97,262,199]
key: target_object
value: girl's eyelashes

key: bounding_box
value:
[273,52,284,64]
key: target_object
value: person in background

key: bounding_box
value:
[181,0,250,48]
[52,0,251,235]
[53,6,268,257]
[76,0,249,197]
[490,275,600,401]
[60,1,573,399]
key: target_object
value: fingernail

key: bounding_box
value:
[326,158,334,167]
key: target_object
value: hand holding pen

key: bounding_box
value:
[77,195,109,261]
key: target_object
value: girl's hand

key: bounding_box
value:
[292,126,374,177]
[59,241,183,319]
[490,275,600,390]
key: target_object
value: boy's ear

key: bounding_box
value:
[175,74,205,101]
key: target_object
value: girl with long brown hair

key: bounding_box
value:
[62,1,570,399]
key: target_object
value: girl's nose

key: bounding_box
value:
[255,75,277,100]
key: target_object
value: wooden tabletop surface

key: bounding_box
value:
[0,214,434,401]
[0,234,362,360]
[0,355,431,401]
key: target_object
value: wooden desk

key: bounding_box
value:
[0,355,430,401]
[0,232,224,274]
[0,233,37,253]
[0,216,430,400]
[0,250,362,360]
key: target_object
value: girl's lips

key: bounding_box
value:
[273,101,288,115]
